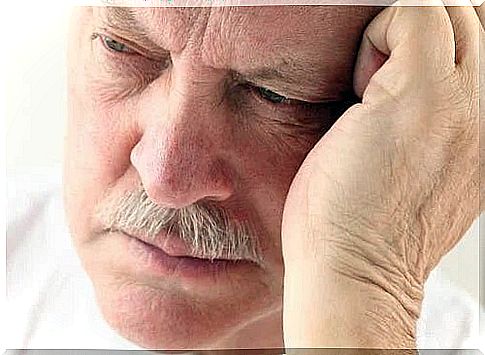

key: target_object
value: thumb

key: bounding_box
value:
[353,33,389,99]
[353,1,455,100]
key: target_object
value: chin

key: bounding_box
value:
[93,280,234,349]
[71,222,283,349]
[91,274,279,350]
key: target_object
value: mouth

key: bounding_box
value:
[134,229,203,258]
[108,229,261,284]
[123,228,256,262]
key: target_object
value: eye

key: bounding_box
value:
[257,87,290,104]
[94,34,137,55]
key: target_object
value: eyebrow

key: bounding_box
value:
[101,7,141,35]
[96,7,349,101]
[96,7,165,54]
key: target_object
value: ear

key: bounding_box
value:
[353,33,389,100]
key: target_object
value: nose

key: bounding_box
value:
[130,69,235,209]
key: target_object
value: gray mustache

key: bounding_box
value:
[99,188,261,264]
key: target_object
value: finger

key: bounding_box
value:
[353,0,456,99]
[353,37,389,99]
[367,0,455,63]
[446,3,481,66]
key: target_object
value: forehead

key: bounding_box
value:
[94,6,381,96]
[204,7,379,73]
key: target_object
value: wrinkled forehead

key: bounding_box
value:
[97,6,381,51]
[91,6,382,94]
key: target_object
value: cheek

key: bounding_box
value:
[65,20,141,230]
[232,111,322,263]
[238,106,323,190]
[67,89,138,171]
[64,80,140,241]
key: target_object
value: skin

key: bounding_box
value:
[65,5,382,349]
[283,0,484,350]
[65,1,484,352]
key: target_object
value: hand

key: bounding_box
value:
[282,0,484,350]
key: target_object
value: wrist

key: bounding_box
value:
[283,260,423,349]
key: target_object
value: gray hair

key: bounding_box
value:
[97,188,261,264]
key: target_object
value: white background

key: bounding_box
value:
[3,3,484,352]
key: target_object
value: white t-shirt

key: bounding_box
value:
[6,170,485,352]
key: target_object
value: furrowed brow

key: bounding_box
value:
[96,7,163,52]
[101,7,142,34]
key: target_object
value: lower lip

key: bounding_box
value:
[122,232,258,283]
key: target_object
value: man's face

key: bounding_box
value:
[65,6,380,349]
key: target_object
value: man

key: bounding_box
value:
[6,0,485,352]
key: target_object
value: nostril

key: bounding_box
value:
[205,191,233,203]
[129,130,235,209]
[138,164,234,209]
[143,180,179,209]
